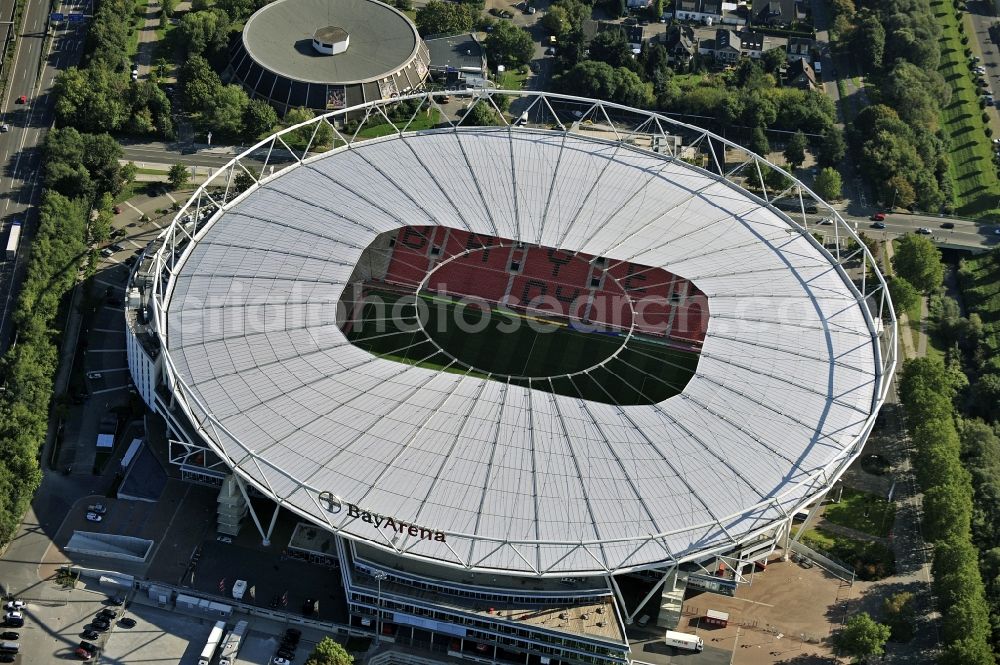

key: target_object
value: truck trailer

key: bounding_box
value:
[5,219,22,260]
[664,630,704,652]
[218,620,248,665]
[198,620,226,665]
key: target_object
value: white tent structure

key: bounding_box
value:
[128,91,895,580]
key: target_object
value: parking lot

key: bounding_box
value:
[97,602,214,664]
[1,591,112,663]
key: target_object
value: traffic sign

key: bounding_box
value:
[68,13,85,22]
[49,12,64,21]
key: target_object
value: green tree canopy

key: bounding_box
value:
[816,126,845,167]
[244,98,278,138]
[893,234,943,293]
[813,167,842,201]
[179,9,232,57]
[168,163,191,190]
[834,612,891,662]
[305,637,353,665]
[783,130,808,169]
[887,276,919,316]
[415,1,474,36]
[485,22,535,69]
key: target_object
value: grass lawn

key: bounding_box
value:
[347,289,699,405]
[498,69,529,90]
[127,0,148,58]
[800,527,896,581]
[355,108,442,139]
[823,487,896,537]
[934,0,1000,218]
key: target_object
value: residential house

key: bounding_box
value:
[740,30,764,58]
[751,0,808,26]
[661,24,697,66]
[711,29,742,62]
[626,25,645,53]
[673,0,723,24]
[786,36,814,62]
[785,57,816,90]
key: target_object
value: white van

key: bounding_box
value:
[664,630,703,652]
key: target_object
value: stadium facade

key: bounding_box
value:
[227,0,430,114]
[125,91,896,665]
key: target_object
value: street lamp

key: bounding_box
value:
[373,570,388,646]
[890,187,898,211]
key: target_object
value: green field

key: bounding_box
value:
[935,0,1000,217]
[345,290,700,405]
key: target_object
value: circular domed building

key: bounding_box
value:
[228,0,430,114]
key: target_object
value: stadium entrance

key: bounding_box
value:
[339,225,708,405]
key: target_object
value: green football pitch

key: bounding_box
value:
[344,290,700,405]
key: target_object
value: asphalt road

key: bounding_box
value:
[0,0,86,352]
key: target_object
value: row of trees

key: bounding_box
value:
[54,0,174,137]
[836,0,954,212]
[0,126,123,543]
[899,355,994,664]
[180,55,277,138]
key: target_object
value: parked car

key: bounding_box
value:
[941,222,955,229]
[91,619,110,631]
[3,612,23,627]
[0,632,17,640]
[870,212,886,221]
[85,512,103,523]
[3,602,25,611]
[98,608,116,620]
[110,244,124,252]
[916,227,932,234]
[118,617,136,628]
[0,124,8,133]
[100,247,114,258]
[871,221,886,229]
[16,95,25,104]
[277,647,295,659]
[81,629,99,640]
[88,503,107,515]
[273,658,291,665]
[216,535,232,544]
[74,647,94,660]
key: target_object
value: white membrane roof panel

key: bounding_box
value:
[164,128,882,575]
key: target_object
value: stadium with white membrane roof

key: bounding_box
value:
[125,91,896,664]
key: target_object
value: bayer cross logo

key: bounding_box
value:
[318,491,342,514]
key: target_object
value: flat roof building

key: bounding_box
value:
[228,0,430,114]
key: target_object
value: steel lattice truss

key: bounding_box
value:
[143,90,897,576]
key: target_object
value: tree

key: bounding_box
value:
[783,130,807,170]
[813,167,842,201]
[463,101,502,126]
[202,84,250,135]
[853,9,885,71]
[761,47,786,75]
[283,107,334,149]
[395,0,412,9]
[748,126,769,156]
[485,21,535,69]
[305,637,353,665]
[215,0,255,21]
[589,28,635,70]
[168,163,191,190]
[244,98,278,138]
[120,161,137,190]
[887,276,919,316]
[834,613,891,663]
[415,0,474,36]
[885,174,916,209]
[816,127,845,167]
[893,234,943,293]
[882,591,915,642]
[179,9,231,57]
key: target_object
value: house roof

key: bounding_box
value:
[751,0,795,22]
[740,30,764,50]
[787,57,816,87]
[425,34,484,73]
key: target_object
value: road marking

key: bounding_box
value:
[125,201,142,214]
[91,385,128,395]
[127,239,143,248]
[163,190,177,203]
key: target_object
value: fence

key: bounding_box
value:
[788,540,856,584]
